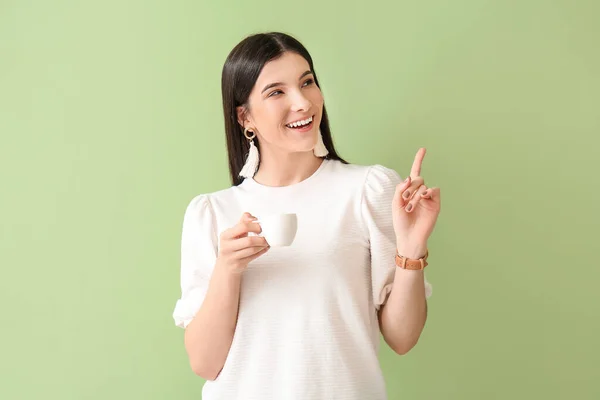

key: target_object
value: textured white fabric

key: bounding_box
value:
[173,159,432,400]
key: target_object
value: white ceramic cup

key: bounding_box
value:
[255,213,298,247]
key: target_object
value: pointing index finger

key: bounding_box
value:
[410,148,426,177]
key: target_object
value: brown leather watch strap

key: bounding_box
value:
[395,250,429,270]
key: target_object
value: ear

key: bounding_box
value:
[236,105,249,129]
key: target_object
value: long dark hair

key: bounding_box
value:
[221,32,347,186]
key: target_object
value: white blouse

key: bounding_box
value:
[173,159,432,400]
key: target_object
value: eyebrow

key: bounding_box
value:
[261,70,314,94]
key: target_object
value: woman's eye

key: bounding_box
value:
[268,80,313,97]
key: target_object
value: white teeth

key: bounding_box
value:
[287,116,313,128]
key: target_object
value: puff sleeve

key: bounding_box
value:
[361,165,433,311]
[172,194,218,328]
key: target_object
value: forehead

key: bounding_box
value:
[255,52,311,86]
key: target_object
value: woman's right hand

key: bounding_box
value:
[216,212,270,274]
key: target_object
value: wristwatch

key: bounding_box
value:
[395,250,429,270]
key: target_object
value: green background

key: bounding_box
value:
[1,0,598,399]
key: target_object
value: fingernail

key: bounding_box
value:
[404,177,409,183]
[406,204,413,212]
[421,191,428,197]
[403,191,411,199]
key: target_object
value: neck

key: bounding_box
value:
[253,148,324,187]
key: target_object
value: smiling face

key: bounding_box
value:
[237,51,324,155]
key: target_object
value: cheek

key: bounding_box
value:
[310,89,324,111]
[253,102,284,128]
[311,87,324,102]
[262,101,287,119]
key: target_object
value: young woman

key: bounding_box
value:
[173,32,441,400]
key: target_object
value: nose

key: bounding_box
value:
[289,89,311,113]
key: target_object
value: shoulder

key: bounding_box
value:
[364,164,403,191]
[327,159,402,189]
[183,194,213,224]
[184,185,236,215]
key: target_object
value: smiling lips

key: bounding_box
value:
[286,116,313,129]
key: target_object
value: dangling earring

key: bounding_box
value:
[314,129,329,157]
[239,127,259,179]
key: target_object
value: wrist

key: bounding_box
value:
[214,260,245,281]
[396,242,428,259]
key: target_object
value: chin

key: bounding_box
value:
[285,141,316,154]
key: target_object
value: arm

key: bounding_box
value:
[361,160,438,356]
[183,213,269,380]
[381,147,440,355]
[378,244,428,355]
[184,263,242,380]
